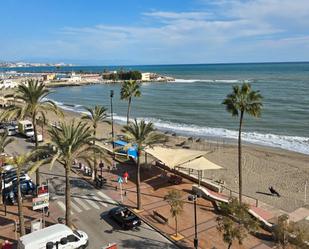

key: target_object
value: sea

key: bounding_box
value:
[1,62,309,155]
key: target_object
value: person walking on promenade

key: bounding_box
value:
[123,171,129,184]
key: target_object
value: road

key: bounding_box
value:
[5,136,179,249]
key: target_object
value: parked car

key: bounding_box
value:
[18,120,34,138]
[12,179,36,196]
[108,206,142,229]
[29,133,43,143]
[6,125,17,136]
[1,170,31,189]
[2,179,36,205]
[18,224,89,249]
[2,187,17,205]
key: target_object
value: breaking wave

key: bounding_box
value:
[174,79,253,84]
[49,98,309,155]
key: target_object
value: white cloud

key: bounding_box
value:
[2,0,309,64]
[143,11,212,20]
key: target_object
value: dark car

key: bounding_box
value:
[108,206,142,229]
[2,179,36,205]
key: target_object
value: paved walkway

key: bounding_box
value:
[83,161,275,249]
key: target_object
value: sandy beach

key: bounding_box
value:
[42,108,309,213]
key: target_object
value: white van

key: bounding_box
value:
[17,224,89,249]
[18,120,35,138]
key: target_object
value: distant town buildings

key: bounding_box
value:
[0,61,73,68]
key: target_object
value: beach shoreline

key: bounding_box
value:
[43,107,309,213]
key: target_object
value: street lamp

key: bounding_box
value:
[188,194,199,249]
[110,90,115,150]
[46,237,68,249]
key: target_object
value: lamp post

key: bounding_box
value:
[110,90,115,150]
[188,194,198,249]
[3,171,7,216]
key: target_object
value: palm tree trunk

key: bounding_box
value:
[17,170,25,236]
[228,242,232,249]
[175,216,178,237]
[136,151,141,210]
[0,171,3,205]
[238,111,244,203]
[127,98,131,125]
[65,165,72,228]
[92,129,97,181]
[32,116,40,186]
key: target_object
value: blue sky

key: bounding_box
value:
[1,0,309,65]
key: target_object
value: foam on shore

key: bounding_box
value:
[50,99,309,155]
[174,79,253,83]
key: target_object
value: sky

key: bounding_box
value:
[1,0,309,65]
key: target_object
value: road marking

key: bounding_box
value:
[73,197,91,211]
[71,201,82,213]
[92,195,108,207]
[83,196,100,209]
[96,191,117,204]
[57,201,74,214]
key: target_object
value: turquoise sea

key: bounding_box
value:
[1,62,309,154]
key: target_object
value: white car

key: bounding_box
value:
[29,134,43,143]
[6,126,17,136]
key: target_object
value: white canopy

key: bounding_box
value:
[145,146,205,169]
[177,156,222,171]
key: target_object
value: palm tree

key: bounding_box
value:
[120,80,141,124]
[0,131,14,154]
[81,105,110,180]
[216,198,258,249]
[3,79,62,185]
[0,131,14,204]
[222,83,262,203]
[6,152,44,236]
[122,119,166,210]
[164,190,184,237]
[41,120,105,227]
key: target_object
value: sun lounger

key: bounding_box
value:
[192,184,228,203]
[192,184,274,231]
[248,206,274,231]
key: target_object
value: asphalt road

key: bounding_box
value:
[5,136,179,249]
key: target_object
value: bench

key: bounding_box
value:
[168,175,183,185]
[153,210,168,224]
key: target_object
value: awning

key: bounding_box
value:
[178,156,222,171]
[145,146,205,169]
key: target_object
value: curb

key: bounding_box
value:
[72,167,185,249]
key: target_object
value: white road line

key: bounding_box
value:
[92,195,108,207]
[71,201,82,213]
[96,191,117,205]
[57,201,74,214]
[73,197,91,211]
[83,196,100,209]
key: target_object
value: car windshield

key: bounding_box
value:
[73,230,82,238]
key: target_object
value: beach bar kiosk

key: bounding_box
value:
[113,140,138,160]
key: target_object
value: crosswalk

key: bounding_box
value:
[55,191,115,214]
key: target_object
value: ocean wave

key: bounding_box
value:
[126,117,309,155]
[50,99,309,155]
[174,79,252,84]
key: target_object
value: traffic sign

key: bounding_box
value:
[32,195,49,210]
[37,185,49,197]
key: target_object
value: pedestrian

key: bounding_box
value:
[123,171,129,184]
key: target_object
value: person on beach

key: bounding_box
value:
[123,171,129,183]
